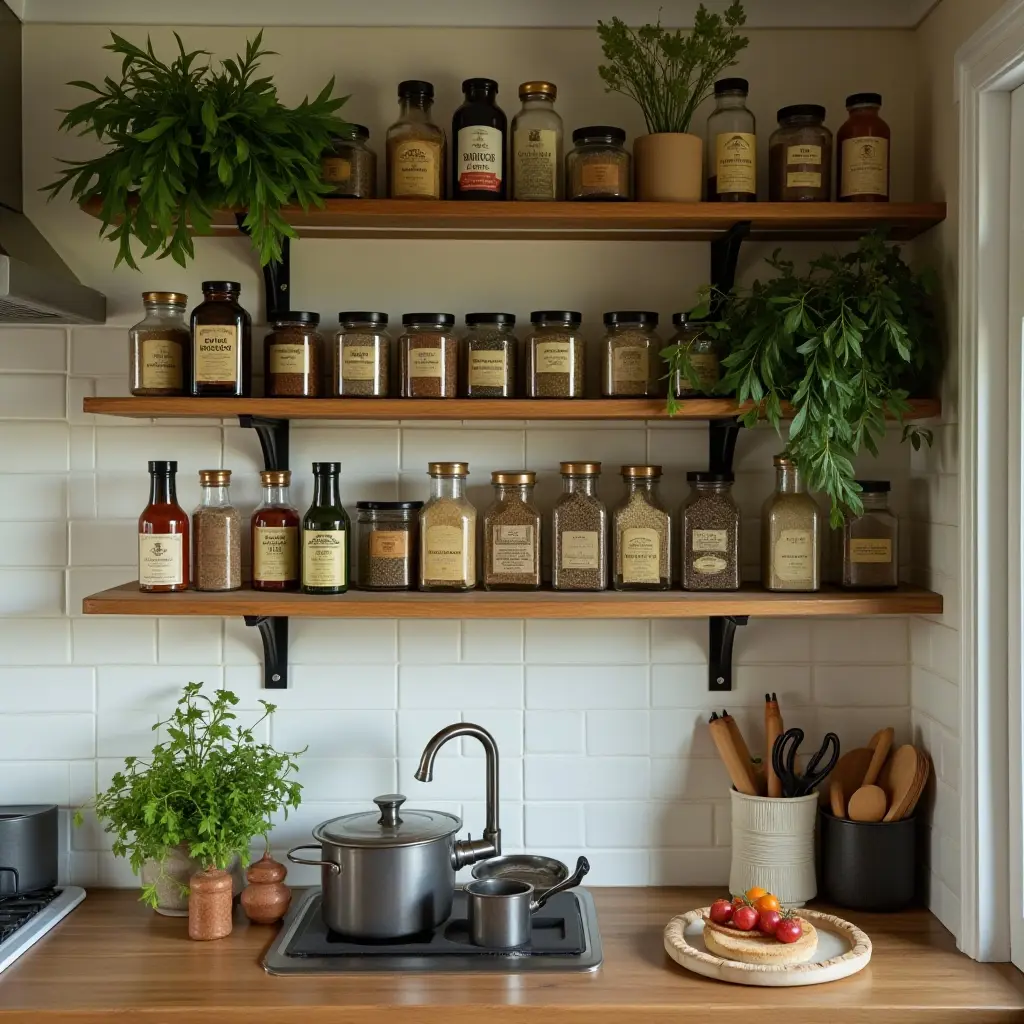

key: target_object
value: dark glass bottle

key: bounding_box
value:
[139,460,190,593]
[189,281,252,397]
[452,78,507,201]
[302,462,350,594]
[252,470,300,592]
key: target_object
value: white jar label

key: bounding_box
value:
[622,527,661,583]
[342,345,377,381]
[787,171,821,188]
[787,144,822,165]
[457,125,503,193]
[269,344,309,375]
[714,132,756,194]
[561,530,600,570]
[194,325,239,383]
[535,340,571,373]
[469,350,507,387]
[612,345,648,384]
[424,524,470,582]
[254,526,297,582]
[849,538,892,564]
[302,529,346,587]
[409,348,443,378]
[694,554,729,575]
[513,127,557,200]
[491,525,535,575]
[139,533,183,586]
[773,529,814,582]
[841,137,889,197]
[692,529,728,552]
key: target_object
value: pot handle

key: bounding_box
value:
[286,844,341,875]
[531,855,590,913]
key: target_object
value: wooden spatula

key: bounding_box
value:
[891,749,932,820]
[848,784,887,822]
[820,747,873,808]
[862,727,894,785]
[829,778,847,818]
[882,744,920,822]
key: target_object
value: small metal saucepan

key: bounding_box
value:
[464,855,590,949]
[471,854,569,891]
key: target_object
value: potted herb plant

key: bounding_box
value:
[81,682,303,915]
[597,2,748,202]
[45,32,347,269]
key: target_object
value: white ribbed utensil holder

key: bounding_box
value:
[729,790,818,906]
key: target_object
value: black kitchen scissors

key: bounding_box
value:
[771,728,840,798]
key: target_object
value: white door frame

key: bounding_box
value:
[955,0,1024,963]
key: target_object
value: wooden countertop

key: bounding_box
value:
[1,888,1023,1023]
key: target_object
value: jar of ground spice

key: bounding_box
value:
[761,454,821,591]
[769,105,833,201]
[566,126,631,200]
[613,465,671,591]
[842,480,898,588]
[192,469,242,592]
[321,124,377,199]
[669,314,721,398]
[552,462,607,591]
[420,462,476,591]
[601,311,661,398]
[399,314,458,398]
[483,471,541,591]
[356,501,422,590]
[129,292,190,396]
[333,312,390,397]
[524,311,585,398]
[265,312,323,398]
[681,472,740,591]
[462,313,517,398]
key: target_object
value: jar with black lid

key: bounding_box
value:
[265,312,322,398]
[399,313,458,398]
[566,126,631,200]
[453,78,507,200]
[769,105,833,202]
[322,124,377,199]
[841,480,898,588]
[190,281,252,397]
[601,311,661,398]
[669,313,720,398]
[463,313,516,398]
[387,80,446,200]
[524,311,586,398]
[357,501,422,591]
[333,312,390,397]
[707,78,756,202]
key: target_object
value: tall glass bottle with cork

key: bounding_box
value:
[761,454,820,591]
[552,462,607,591]
[612,465,671,591]
[302,463,350,595]
[419,462,476,591]
[707,78,756,201]
[139,460,189,593]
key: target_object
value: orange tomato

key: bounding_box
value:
[754,893,780,913]
[744,886,768,902]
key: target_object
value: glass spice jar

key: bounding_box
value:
[399,314,458,398]
[601,311,661,398]
[357,501,422,591]
[129,291,190,396]
[669,313,720,398]
[321,124,377,199]
[190,281,252,397]
[552,461,607,591]
[419,462,476,591]
[252,470,300,592]
[769,105,833,202]
[613,465,671,591]
[192,469,242,592]
[837,93,890,202]
[387,80,446,200]
[265,312,322,398]
[566,126,631,201]
[333,312,390,398]
[707,78,757,202]
[462,313,516,398]
[524,311,585,398]
[511,81,563,201]
[842,480,898,588]
[761,454,821,591]
[681,472,740,591]
[483,471,541,591]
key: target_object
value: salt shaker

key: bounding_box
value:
[188,867,233,940]
[240,853,291,924]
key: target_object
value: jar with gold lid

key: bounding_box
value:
[612,465,671,591]
[761,454,821,591]
[552,462,607,591]
[192,469,242,593]
[512,82,563,201]
[483,471,541,591]
[419,462,476,591]
[129,291,190,396]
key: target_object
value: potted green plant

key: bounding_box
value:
[665,234,936,523]
[79,682,303,915]
[45,32,347,269]
[597,2,748,202]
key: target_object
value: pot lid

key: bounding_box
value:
[314,794,462,848]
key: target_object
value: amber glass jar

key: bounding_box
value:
[129,292,189,396]
[769,105,832,202]
[837,93,890,202]
[190,281,252,397]
[265,312,322,398]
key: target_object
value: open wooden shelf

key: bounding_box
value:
[81,198,946,242]
[83,396,942,422]
[83,582,943,620]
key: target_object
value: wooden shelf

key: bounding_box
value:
[83,582,943,620]
[81,198,946,242]
[83,396,942,422]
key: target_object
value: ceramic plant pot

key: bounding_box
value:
[140,845,244,916]
[634,132,703,201]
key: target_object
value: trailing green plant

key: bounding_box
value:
[44,31,348,269]
[663,234,936,525]
[78,682,303,908]
[597,3,748,135]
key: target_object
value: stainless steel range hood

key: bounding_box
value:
[0,2,106,324]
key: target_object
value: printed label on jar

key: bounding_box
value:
[139,533,183,586]
[469,350,508,388]
[424,524,467,581]
[254,526,298,582]
[535,340,571,374]
[580,163,618,188]
[140,338,183,390]
[491,525,535,576]
[392,139,441,198]
[773,529,814,582]
[621,527,661,583]
[715,132,756,194]
[342,345,377,381]
[692,529,728,552]
[269,343,309,375]
[513,127,557,200]
[693,554,729,575]
[676,352,720,394]
[302,529,347,587]
[849,537,892,564]
[409,347,443,378]
[194,325,239,383]
[457,126,503,192]
[369,531,410,559]
[322,157,352,184]
[612,345,649,384]
[840,137,889,197]
[786,171,822,188]
[786,144,822,165]
[560,530,599,570]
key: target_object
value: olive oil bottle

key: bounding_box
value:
[302,462,350,594]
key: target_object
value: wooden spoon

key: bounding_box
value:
[848,784,887,822]
[890,749,932,821]
[829,778,847,818]
[819,747,873,808]
[862,727,894,785]
[881,744,920,822]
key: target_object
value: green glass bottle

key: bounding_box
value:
[302,462,350,594]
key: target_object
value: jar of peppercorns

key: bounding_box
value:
[265,312,323,398]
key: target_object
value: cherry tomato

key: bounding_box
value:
[709,899,734,925]
[732,905,759,931]
[732,895,748,909]
[775,918,803,944]
[758,909,781,936]
[744,886,768,902]
[754,893,780,914]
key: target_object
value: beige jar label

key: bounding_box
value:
[676,352,721,394]
[561,530,599,570]
[194,325,239,383]
[270,344,309,375]
[581,163,617,187]
[692,529,728,552]
[469,350,507,387]
[535,340,571,373]
[322,157,352,183]
[841,137,889,197]
[342,345,377,381]
[849,537,892,564]
[409,348,443,378]
[139,533,183,586]
[254,526,297,582]
[424,524,468,581]
[787,171,821,188]
[694,554,729,575]
[787,144,822,165]
[513,127,558,200]
[457,125,503,193]
[141,338,183,390]
[303,529,346,587]
[715,132,756,193]
[370,531,409,559]
[491,525,535,575]
[774,529,813,582]
[622,527,660,583]
[612,345,649,384]
[392,139,442,198]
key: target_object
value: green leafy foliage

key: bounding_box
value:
[82,682,304,908]
[597,3,748,135]
[662,235,936,525]
[44,32,348,268]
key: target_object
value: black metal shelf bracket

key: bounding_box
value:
[709,615,748,692]
[708,417,743,475]
[234,212,291,322]
[244,615,288,689]
[709,220,752,300]
[238,415,289,472]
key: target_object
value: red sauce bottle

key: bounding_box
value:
[837,93,890,203]
[251,470,300,591]
[139,460,190,592]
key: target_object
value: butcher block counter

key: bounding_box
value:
[1,888,1023,1023]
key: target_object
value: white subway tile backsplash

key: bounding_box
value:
[157,618,223,664]
[0,422,68,472]
[525,665,648,709]
[398,620,461,664]
[0,618,71,664]
[69,520,136,566]
[525,710,585,754]
[72,617,156,665]
[0,328,67,373]
[911,667,959,734]
[0,475,67,520]
[811,619,909,664]
[0,569,65,616]
[813,665,910,706]
[272,710,396,759]
[525,620,649,664]
[69,328,127,377]
[0,375,66,419]
[585,801,713,848]
[97,665,227,708]
[650,757,731,801]
[289,620,398,665]
[0,667,94,712]
[525,802,584,849]
[399,755,523,802]
[0,523,66,568]
[285,665,397,709]
[461,620,523,663]
[399,664,523,708]
[586,710,649,755]
[0,761,70,804]
[0,714,94,759]
[524,756,649,801]
[293,758,397,802]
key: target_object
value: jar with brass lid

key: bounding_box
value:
[483,470,541,590]
[552,462,607,591]
[419,462,476,591]
[612,465,671,591]
[761,454,820,591]
[512,81,563,201]
[192,469,242,593]
[129,291,190,396]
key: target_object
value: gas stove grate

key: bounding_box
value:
[0,887,86,974]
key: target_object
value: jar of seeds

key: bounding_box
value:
[399,314,458,398]
[552,461,607,591]
[265,312,322,398]
[613,465,671,591]
[462,313,517,398]
[681,472,740,591]
[669,313,720,398]
[192,469,242,592]
[420,462,476,590]
[333,312,390,397]
[483,471,541,590]
[321,124,377,199]
[356,501,422,590]
[566,126,631,200]
[524,311,585,398]
[762,454,820,591]
[842,480,898,588]
[601,311,661,398]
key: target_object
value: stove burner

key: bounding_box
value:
[0,889,60,942]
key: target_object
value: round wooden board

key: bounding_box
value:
[664,907,872,987]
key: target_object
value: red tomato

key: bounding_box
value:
[758,909,781,936]
[709,899,734,925]
[732,905,759,931]
[775,918,803,944]
[732,895,747,909]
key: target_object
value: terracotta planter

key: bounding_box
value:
[634,132,703,202]
[140,845,244,917]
